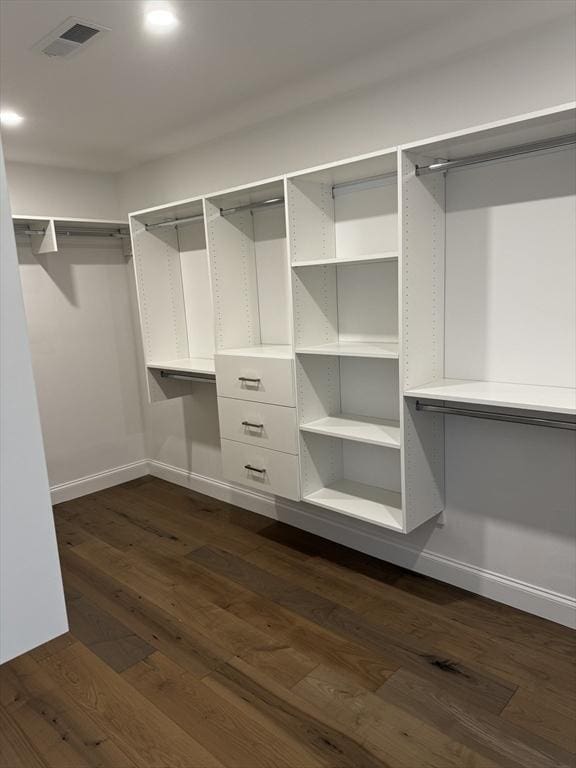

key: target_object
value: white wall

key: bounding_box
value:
[0,142,68,663]
[118,19,575,212]
[5,16,575,624]
[16,236,148,495]
[5,163,148,499]
[6,162,121,220]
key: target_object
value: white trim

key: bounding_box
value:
[50,460,149,504]
[148,459,576,629]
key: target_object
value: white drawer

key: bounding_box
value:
[215,354,295,406]
[218,398,298,454]
[221,439,300,501]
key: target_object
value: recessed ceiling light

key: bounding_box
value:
[145,7,179,33]
[0,110,24,127]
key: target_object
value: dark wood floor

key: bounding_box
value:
[1,477,575,768]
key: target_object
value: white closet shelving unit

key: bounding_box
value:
[205,178,300,500]
[287,150,420,532]
[126,103,575,533]
[402,107,576,419]
[130,197,216,402]
[13,216,131,256]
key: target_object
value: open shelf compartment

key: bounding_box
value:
[130,197,215,402]
[205,178,292,357]
[300,432,404,532]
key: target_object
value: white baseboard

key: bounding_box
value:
[148,459,576,629]
[50,460,149,504]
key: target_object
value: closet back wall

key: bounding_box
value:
[7,164,148,500]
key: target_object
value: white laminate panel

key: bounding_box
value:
[218,397,298,454]
[215,353,295,406]
[221,439,300,500]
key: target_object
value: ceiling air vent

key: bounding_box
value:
[33,17,110,59]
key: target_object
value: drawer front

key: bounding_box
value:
[221,439,300,501]
[215,355,295,406]
[218,398,298,454]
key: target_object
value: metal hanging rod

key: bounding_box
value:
[415,401,576,431]
[14,227,46,236]
[332,171,397,196]
[145,213,204,231]
[415,133,576,176]
[160,370,215,383]
[55,228,130,238]
[14,225,130,239]
[220,197,284,217]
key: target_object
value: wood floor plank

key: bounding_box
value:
[205,656,391,768]
[0,707,49,768]
[57,493,201,558]
[61,548,232,679]
[293,664,501,768]
[188,545,517,713]
[246,543,382,613]
[105,484,265,556]
[229,595,397,691]
[1,653,137,768]
[65,590,155,672]
[38,643,225,768]
[502,687,576,753]
[66,536,317,689]
[123,651,323,768]
[377,667,575,768]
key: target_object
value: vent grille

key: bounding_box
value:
[59,23,100,44]
[33,17,109,58]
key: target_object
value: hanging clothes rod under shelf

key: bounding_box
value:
[145,212,204,231]
[415,401,576,431]
[14,225,130,238]
[219,197,284,216]
[332,171,397,196]
[160,370,215,383]
[415,133,576,176]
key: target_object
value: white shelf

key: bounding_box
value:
[147,357,216,375]
[405,379,576,416]
[216,345,293,359]
[300,413,401,448]
[296,341,399,359]
[304,480,403,531]
[292,252,398,267]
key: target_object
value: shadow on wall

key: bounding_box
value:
[17,236,123,307]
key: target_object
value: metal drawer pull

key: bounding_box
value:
[238,376,261,383]
[244,464,266,474]
[242,420,264,429]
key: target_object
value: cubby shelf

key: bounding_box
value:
[291,251,398,267]
[304,480,403,531]
[300,413,401,448]
[147,358,216,375]
[217,345,293,359]
[405,379,576,415]
[296,341,399,359]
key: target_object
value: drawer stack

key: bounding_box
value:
[215,349,300,500]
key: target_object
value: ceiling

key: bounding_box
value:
[0,0,573,172]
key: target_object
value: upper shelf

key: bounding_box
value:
[13,215,131,254]
[292,252,398,268]
[405,379,576,415]
[296,341,399,359]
